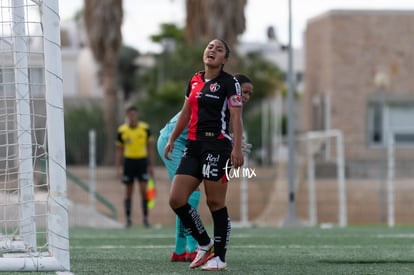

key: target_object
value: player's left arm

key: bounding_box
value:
[228,77,244,168]
[229,106,244,169]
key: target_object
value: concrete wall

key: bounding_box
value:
[304,10,414,172]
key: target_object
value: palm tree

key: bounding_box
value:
[83,0,123,164]
[185,0,246,45]
[185,0,247,72]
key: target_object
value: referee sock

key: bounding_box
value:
[124,199,132,222]
[212,207,231,262]
[141,199,149,226]
[173,203,210,246]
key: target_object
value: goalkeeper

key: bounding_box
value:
[157,73,253,263]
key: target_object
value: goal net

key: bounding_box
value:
[0,0,69,271]
[301,130,346,227]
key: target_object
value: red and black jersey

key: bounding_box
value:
[185,71,242,141]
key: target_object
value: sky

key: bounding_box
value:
[59,0,414,53]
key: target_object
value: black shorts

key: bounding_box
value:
[122,158,149,184]
[175,139,232,182]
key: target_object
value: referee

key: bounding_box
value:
[116,106,154,228]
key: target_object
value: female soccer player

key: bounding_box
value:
[157,73,253,263]
[164,39,244,271]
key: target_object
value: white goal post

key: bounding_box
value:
[303,129,347,227]
[0,0,69,271]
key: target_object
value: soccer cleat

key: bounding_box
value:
[170,251,187,262]
[189,240,214,269]
[201,256,227,271]
[185,250,197,262]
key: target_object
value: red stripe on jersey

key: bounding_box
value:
[187,73,204,140]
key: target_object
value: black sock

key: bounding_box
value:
[178,222,187,238]
[173,203,210,246]
[142,199,148,218]
[124,199,132,221]
[142,199,149,227]
[212,207,231,262]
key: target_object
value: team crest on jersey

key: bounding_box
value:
[209,83,220,93]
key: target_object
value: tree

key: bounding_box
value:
[185,0,246,46]
[185,0,247,72]
[117,45,140,101]
[83,0,123,164]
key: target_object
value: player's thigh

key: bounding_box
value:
[170,174,200,208]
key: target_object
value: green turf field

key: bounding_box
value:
[7,225,414,274]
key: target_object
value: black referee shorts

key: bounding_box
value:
[122,158,149,184]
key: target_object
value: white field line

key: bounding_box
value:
[376,234,414,238]
[70,244,278,249]
[70,244,374,250]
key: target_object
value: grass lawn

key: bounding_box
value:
[4,225,414,274]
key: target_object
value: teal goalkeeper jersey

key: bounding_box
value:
[159,112,188,143]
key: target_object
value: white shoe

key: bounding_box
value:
[189,239,214,268]
[201,256,227,271]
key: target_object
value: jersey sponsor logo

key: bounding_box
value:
[205,94,220,99]
[228,94,242,107]
[209,82,220,93]
[206,153,220,164]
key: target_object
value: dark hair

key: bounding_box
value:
[126,106,138,113]
[234,73,252,85]
[218,39,231,59]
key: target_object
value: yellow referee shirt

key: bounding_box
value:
[116,121,152,159]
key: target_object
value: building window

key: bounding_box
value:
[368,102,414,147]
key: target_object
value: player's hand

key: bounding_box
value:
[164,141,174,160]
[231,148,244,169]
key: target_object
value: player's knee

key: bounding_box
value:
[169,194,183,209]
[206,197,224,212]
